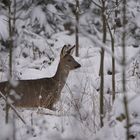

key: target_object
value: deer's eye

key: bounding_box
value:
[68,59,72,62]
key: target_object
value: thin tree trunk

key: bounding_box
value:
[122,0,130,139]
[111,36,115,102]
[12,113,16,140]
[99,0,107,127]
[115,0,118,18]
[12,1,17,139]
[75,0,79,57]
[99,48,104,127]
[6,1,13,124]
[106,20,116,102]
[13,0,16,33]
[110,0,119,102]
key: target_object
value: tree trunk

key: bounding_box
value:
[122,0,130,139]
[111,37,115,102]
[6,1,13,124]
[75,0,79,57]
[99,0,107,127]
[107,21,116,102]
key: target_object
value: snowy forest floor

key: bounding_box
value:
[0,32,140,140]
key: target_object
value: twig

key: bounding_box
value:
[37,108,76,117]
[0,91,26,124]
[91,0,102,9]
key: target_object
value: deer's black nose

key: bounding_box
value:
[75,63,81,68]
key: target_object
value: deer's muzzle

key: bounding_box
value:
[75,63,81,68]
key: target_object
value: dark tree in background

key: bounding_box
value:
[75,0,79,57]
[122,0,130,139]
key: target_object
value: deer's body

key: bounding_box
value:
[0,45,81,109]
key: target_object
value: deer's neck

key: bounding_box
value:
[53,63,69,87]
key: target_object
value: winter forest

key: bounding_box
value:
[0,0,140,140]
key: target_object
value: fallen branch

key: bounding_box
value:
[0,91,26,124]
[37,107,76,117]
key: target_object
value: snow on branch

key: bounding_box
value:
[0,15,9,41]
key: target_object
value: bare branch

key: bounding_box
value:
[0,91,26,124]
[91,0,102,9]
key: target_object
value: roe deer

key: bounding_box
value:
[0,45,81,109]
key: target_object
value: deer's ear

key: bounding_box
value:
[67,45,75,55]
[60,45,68,58]
[60,45,75,58]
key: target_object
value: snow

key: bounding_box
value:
[0,32,140,139]
[0,15,9,41]
[47,4,57,13]
[0,123,13,140]
[20,56,59,79]
[0,28,140,139]
[0,0,140,140]
[135,14,140,27]
[31,6,46,28]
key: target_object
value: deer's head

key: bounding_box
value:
[60,45,81,71]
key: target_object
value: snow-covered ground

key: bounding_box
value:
[0,32,140,140]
